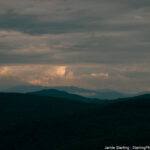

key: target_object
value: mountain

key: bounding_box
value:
[2,85,93,93]
[0,92,150,149]
[50,87,129,99]
[29,89,90,101]
[0,92,94,120]
[2,85,46,93]
[28,89,108,104]
[3,85,131,99]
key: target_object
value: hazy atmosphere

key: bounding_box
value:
[0,0,150,93]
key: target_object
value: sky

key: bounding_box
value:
[0,0,150,93]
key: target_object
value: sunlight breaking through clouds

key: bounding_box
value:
[0,65,110,88]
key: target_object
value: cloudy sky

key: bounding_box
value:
[0,0,150,93]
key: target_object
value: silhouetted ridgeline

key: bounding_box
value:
[0,92,150,150]
[3,85,131,99]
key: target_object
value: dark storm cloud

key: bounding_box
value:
[0,10,84,34]
[0,0,149,35]
[0,10,139,35]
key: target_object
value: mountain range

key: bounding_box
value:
[0,91,150,150]
[2,85,142,99]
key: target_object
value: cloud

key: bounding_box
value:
[0,66,9,76]
[0,29,149,66]
[91,73,109,79]
[0,0,150,35]
[0,0,149,92]
[0,64,110,88]
[0,64,150,93]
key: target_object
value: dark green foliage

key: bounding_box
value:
[0,93,150,150]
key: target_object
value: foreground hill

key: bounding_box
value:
[0,92,95,121]
[0,93,150,150]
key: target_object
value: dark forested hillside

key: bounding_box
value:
[0,92,150,150]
